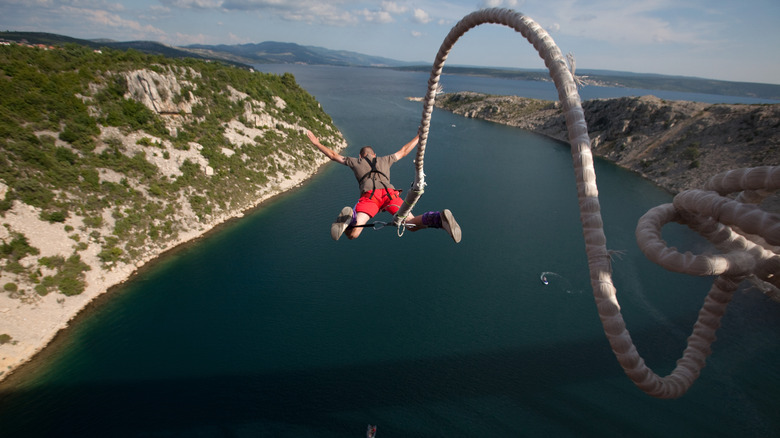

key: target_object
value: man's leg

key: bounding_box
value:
[331,206,354,241]
[406,209,461,243]
[331,197,376,241]
[345,212,371,239]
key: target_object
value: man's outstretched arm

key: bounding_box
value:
[393,134,420,161]
[307,130,346,165]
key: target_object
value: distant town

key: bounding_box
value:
[1,38,102,54]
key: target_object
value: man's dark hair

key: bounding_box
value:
[360,146,375,158]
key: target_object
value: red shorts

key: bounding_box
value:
[354,188,403,218]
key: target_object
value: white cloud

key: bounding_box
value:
[190,0,364,26]
[160,0,223,8]
[411,30,422,37]
[479,0,520,8]
[356,9,394,23]
[537,1,711,48]
[412,8,431,24]
[382,1,408,14]
[1,0,53,5]
[60,5,166,38]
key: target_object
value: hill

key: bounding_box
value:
[184,41,413,67]
[0,31,251,69]
[394,65,780,101]
[433,92,780,195]
[0,42,345,381]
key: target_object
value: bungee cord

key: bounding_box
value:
[397,7,779,398]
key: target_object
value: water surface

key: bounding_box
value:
[0,65,777,437]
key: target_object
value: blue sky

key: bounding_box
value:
[3,0,779,84]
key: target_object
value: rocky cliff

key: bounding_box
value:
[434,92,780,194]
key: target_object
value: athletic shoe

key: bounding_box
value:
[441,209,461,243]
[331,206,354,241]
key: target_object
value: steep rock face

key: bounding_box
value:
[124,67,199,115]
[435,92,780,193]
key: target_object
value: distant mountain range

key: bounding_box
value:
[0,31,412,68]
[184,41,415,67]
[2,31,779,100]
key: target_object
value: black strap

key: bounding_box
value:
[350,221,390,230]
[358,157,393,200]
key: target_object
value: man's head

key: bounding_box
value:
[359,146,375,159]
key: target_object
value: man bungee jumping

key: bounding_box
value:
[306,130,461,242]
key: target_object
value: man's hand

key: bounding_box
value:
[307,130,345,164]
[394,134,420,161]
[306,130,320,145]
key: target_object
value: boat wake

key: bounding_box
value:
[540,271,582,294]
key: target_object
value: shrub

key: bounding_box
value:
[13,179,54,209]
[4,261,26,274]
[98,246,123,264]
[39,255,66,269]
[0,195,12,213]
[3,282,17,292]
[0,334,13,345]
[41,210,68,223]
[83,215,103,228]
[59,112,99,151]
[38,254,91,296]
[1,232,40,262]
[54,146,79,165]
[682,145,700,160]
[35,284,49,296]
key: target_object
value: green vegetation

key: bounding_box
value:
[0,333,13,345]
[438,93,551,119]
[683,143,701,169]
[37,254,91,296]
[0,232,40,261]
[0,42,338,297]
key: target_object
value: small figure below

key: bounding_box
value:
[367,424,377,438]
[307,130,461,243]
[541,274,549,285]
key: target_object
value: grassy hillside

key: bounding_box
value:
[0,42,340,299]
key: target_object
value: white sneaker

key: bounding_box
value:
[441,209,461,243]
[331,206,354,241]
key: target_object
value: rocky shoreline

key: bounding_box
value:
[0,155,340,384]
[429,92,780,196]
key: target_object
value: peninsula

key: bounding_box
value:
[430,92,779,196]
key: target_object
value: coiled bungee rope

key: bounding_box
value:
[396,7,779,398]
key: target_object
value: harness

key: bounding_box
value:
[358,156,396,200]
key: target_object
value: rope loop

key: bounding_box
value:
[407,7,778,398]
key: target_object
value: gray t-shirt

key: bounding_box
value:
[344,154,398,194]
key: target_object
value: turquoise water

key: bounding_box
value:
[0,65,778,437]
